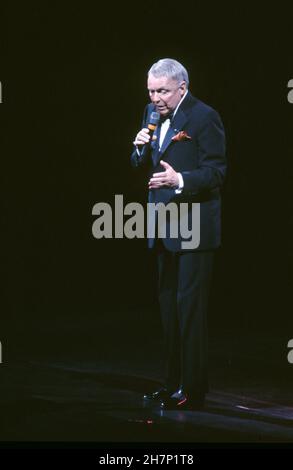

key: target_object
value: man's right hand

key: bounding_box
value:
[133,128,157,146]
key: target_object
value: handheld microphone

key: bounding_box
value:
[141,111,160,158]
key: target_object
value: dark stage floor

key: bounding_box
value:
[1,312,293,443]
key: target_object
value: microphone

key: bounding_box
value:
[141,111,160,158]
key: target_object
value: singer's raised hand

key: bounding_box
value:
[133,128,157,146]
[148,160,179,189]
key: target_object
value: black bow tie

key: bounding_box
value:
[160,111,174,123]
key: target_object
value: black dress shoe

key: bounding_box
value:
[143,387,171,401]
[160,393,205,410]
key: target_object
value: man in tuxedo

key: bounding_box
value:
[131,58,226,410]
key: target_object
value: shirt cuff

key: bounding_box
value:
[175,172,184,194]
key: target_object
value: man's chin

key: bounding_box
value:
[157,108,169,115]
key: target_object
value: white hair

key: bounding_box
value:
[148,58,189,88]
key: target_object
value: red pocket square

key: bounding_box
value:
[171,130,192,142]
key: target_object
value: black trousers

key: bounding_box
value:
[157,243,214,397]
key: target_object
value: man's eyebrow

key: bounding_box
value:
[148,87,168,92]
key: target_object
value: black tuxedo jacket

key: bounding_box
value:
[131,92,226,252]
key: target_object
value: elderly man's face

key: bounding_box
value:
[147,74,187,117]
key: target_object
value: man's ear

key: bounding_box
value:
[179,81,187,95]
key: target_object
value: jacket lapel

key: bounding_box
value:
[159,108,188,156]
[150,92,196,166]
[152,110,188,166]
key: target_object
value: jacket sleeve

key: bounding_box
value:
[181,109,226,195]
[130,105,150,168]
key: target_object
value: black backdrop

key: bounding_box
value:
[1,3,292,357]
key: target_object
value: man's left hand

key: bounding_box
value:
[148,161,179,189]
